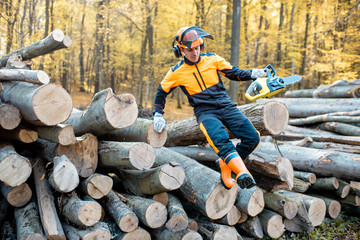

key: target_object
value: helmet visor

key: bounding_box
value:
[180,26,213,49]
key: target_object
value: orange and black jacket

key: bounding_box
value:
[154,53,253,117]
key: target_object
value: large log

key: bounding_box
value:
[100,118,167,148]
[0,103,21,130]
[293,170,317,184]
[216,205,241,226]
[284,89,315,98]
[31,157,65,239]
[0,69,50,84]
[98,141,155,171]
[258,209,285,239]
[14,201,46,240]
[0,81,72,126]
[0,182,32,207]
[48,155,79,193]
[118,163,185,196]
[235,186,264,217]
[64,89,138,136]
[62,222,111,240]
[307,194,341,219]
[120,193,167,229]
[154,147,238,220]
[36,134,98,178]
[262,190,298,220]
[34,124,76,146]
[0,125,38,143]
[165,193,188,232]
[100,190,138,233]
[313,85,360,98]
[79,173,113,199]
[61,193,102,227]
[318,122,360,136]
[255,142,360,181]
[0,29,70,68]
[236,216,263,239]
[257,98,360,117]
[288,110,360,126]
[165,101,289,146]
[0,143,32,187]
[197,221,238,239]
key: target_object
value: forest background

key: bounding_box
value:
[1,0,359,121]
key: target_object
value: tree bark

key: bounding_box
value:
[100,190,138,233]
[31,157,65,239]
[120,193,167,229]
[288,110,360,126]
[48,155,79,193]
[14,200,46,240]
[262,190,298,220]
[0,102,21,130]
[100,118,167,148]
[0,143,32,187]
[165,101,289,146]
[64,89,137,136]
[284,89,315,98]
[98,141,155,171]
[258,209,285,239]
[255,142,360,181]
[236,216,263,239]
[165,193,188,232]
[155,228,202,240]
[294,171,317,184]
[0,69,49,84]
[307,193,341,219]
[0,81,72,126]
[292,178,311,193]
[62,221,111,240]
[79,173,113,200]
[235,186,264,217]
[313,85,360,98]
[198,220,238,240]
[0,29,69,68]
[119,163,185,196]
[154,147,238,220]
[0,182,32,207]
[309,177,339,191]
[36,133,98,178]
[34,124,76,146]
[318,122,360,136]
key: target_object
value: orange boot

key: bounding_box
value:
[215,158,234,190]
[227,156,256,189]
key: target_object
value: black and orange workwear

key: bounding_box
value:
[154,53,260,171]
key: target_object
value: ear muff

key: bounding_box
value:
[172,35,183,58]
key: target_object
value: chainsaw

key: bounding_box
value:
[245,64,302,101]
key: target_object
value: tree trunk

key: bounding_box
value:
[288,110,360,126]
[235,186,264,217]
[292,178,311,193]
[0,82,72,126]
[0,29,70,68]
[14,200,46,240]
[284,89,315,98]
[307,193,341,219]
[262,190,298,220]
[318,122,360,136]
[99,190,138,233]
[62,222,111,240]
[114,227,151,240]
[30,157,65,239]
[119,163,185,196]
[313,85,360,98]
[154,147,238,220]
[198,220,238,240]
[0,69,49,84]
[165,193,188,232]
[0,182,32,207]
[100,118,167,148]
[294,171,317,184]
[216,205,241,226]
[64,89,137,136]
[0,103,21,130]
[48,155,79,193]
[79,173,113,200]
[120,193,167,229]
[236,216,263,239]
[0,143,32,187]
[61,194,102,227]
[165,101,289,146]
[256,142,360,181]
[35,133,98,178]
[258,209,285,239]
[33,124,76,146]
[98,141,155,171]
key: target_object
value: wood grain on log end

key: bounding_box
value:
[52,29,65,42]
[57,124,76,145]
[263,101,289,135]
[3,183,32,207]
[283,201,298,220]
[187,219,199,231]
[0,103,21,130]
[224,205,242,226]
[18,127,38,143]
[129,142,156,170]
[328,200,341,219]
[119,213,139,233]
[165,215,188,232]
[145,202,167,228]
[159,164,185,191]
[86,174,113,199]
[260,210,285,239]
[206,182,238,220]
[33,83,73,126]
[147,122,167,148]
[152,192,169,206]
[37,70,50,84]
[307,197,326,226]
[119,227,151,240]
[50,156,79,193]
[104,92,138,129]
[78,202,102,227]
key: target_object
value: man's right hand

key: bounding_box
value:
[153,112,166,133]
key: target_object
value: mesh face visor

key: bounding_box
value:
[180,26,214,49]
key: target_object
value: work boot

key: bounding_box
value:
[215,158,234,190]
[227,156,256,189]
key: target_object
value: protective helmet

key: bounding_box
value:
[172,26,214,58]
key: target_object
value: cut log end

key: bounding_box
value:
[78,202,102,227]
[206,182,238,220]
[328,200,341,219]
[20,233,46,240]
[128,143,156,170]
[147,123,167,148]
[5,183,32,207]
[0,104,21,130]
[57,124,76,146]
[52,159,79,193]
[225,205,242,226]
[308,198,326,226]
[284,201,298,220]
[246,188,265,217]
[159,164,186,191]
[119,213,139,233]
[165,215,188,232]
[263,101,289,135]
[52,29,65,42]
[86,174,113,199]
[33,83,73,126]
[120,228,151,240]
[265,214,285,239]
[105,92,138,129]
[309,173,317,184]
[0,153,32,187]
[152,192,169,206]
[37,70,50,84]
[144,202,167,228]
[18,128,38,143]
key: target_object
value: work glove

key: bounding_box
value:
[153,112,166,133]
[251,69,266,79]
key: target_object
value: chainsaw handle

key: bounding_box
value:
[265,64,276,79]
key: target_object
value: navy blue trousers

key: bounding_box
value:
[198,105,260,164]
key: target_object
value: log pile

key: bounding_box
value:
[1,31,359,240]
